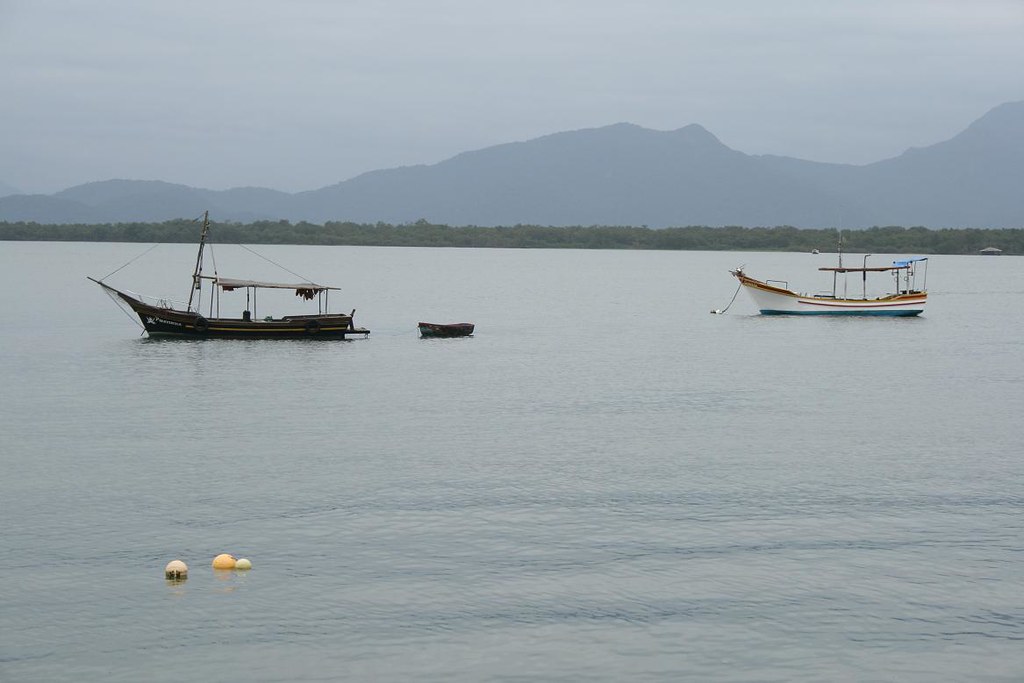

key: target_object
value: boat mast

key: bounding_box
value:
[862,254,871,299]
[188,211,210,312]
[832,230,843,297]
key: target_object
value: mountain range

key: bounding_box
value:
[2,101,1022,228]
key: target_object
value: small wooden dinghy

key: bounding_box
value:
[418,322,475,338]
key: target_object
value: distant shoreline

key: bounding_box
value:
[0,220,1020,255]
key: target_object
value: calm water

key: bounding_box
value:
[1,242,1022,682]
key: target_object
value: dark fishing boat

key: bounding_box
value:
[90,212,369,339]
[418,322,475,338]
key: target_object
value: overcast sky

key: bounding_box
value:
[1,0,1022,194]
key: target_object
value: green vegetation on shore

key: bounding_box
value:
[1,219,1020,254]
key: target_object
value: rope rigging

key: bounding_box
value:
[100,286,146,330]
[98,243,162,282]
[234,242,320,285]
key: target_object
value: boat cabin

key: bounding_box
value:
[817,256,928,299]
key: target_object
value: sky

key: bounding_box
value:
[1,0,1022,195]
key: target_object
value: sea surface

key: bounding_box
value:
[1,242,1022,682]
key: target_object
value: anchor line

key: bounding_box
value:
[714,281,742,314]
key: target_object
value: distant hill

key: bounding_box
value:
[292,123,858,227]
[0,180,22,198]
[2,101,1022,228]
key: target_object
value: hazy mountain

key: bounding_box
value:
[0,180,23,198]
[848,101,1024,227]
[0,194,106,223]
[293,123,859,227]
[2,101,1021,228]
[52,179,294,223]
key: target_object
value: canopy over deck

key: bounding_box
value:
[214,277,339,301]
[215,277,339,291]
[820,257,928,273]
[819,266,902,273]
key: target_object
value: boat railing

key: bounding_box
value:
[127,289,188,310]
[766,279,789,289]
[280,313,346,320]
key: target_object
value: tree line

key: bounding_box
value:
[0,219,1019,254]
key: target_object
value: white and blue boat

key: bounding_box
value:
[731,255,928,316]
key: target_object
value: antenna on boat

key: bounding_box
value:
[187,211,210,312]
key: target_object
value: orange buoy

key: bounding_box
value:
[212,553,236,570]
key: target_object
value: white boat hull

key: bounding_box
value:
[734,271,926,316]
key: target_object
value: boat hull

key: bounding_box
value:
[105,285,369,338]
[734,272,926,316]
[418,322,474,338]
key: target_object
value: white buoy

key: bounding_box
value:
[234,558,252,570]
[164,559,188,580]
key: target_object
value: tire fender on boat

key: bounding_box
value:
[194,316,209,333]
[304,320,320,335]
